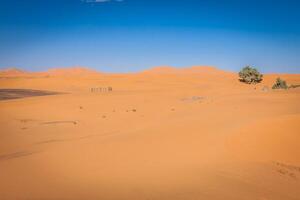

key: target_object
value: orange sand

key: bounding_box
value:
[0,66,300,200]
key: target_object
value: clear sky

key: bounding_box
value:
[0,0,300,73]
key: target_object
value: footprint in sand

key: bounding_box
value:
[274,162,300,179]
[18,119,38,130]
[41,121,78,125]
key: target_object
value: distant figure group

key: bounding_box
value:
[90,87,113,93]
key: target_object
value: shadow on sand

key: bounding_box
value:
[0,89,62,101]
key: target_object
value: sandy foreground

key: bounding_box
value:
[0,66,300,200]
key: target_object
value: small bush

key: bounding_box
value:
[272,78,288,89]
[289,84,300,89]
[239,66,263,84]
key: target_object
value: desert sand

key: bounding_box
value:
[0,66,300,200]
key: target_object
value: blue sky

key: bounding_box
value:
[0,0,300,73]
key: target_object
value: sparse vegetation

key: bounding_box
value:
[289,84,300,89]
[272,78,288,89]
[239,66,263,84]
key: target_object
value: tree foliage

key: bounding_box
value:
[239,66,263,84]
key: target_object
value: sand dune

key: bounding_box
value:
[0,68,28,77]
[0,66,100,78]
[141,65,226,75]
[45,66,100,77]
[0,66,300,200]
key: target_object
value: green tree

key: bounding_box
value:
[239,66,263,84]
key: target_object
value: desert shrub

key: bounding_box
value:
[289,84,300,89]
[272,78,288,89]
[239,66,263,84]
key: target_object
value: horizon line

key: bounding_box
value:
[1,65,300,75]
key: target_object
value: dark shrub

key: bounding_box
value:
[239,66,263,84]
[272,78,288,89]
[289,84,300,89]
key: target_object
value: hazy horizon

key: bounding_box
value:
[1,0,300,73]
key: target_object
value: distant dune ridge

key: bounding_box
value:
[0,67,28,76]
[0,65,300,200]
[0,66,100,77]
[45,66,100,76]
[0,66,298,76]
[0,65,232,77]
[2,65,298,77]
[141,65,224,74]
